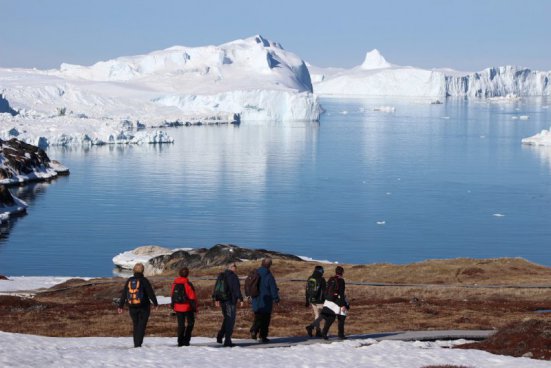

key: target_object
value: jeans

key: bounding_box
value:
[217,302,237,344]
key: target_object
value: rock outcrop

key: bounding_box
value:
[0,138,69,219]
[114,244,304,275]
[0,138,69,185]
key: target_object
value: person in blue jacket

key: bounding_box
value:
[250,257,280,343]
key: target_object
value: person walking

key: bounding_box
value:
[213,263,244,347]
[320,266,349,340]
[250,257,280,343]
[305,265,326,337]
[171,267,198,347]
[117,263,159,348]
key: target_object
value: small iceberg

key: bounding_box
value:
[522,128,551,146]
[373,106,396,113]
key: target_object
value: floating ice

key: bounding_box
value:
[522,128,551,146]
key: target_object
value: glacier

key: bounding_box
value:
[312,49,551,98]
[0,35,320,147]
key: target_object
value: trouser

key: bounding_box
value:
[217,302,237,344]
[250,312,271,339]
[321,312,346,338]
[307,303,324,332]
[129,306,150,347]
[176,311,195,346]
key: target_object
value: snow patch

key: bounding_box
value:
[0,332,547,368]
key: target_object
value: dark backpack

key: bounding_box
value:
[306,276,323,303]
[212,272,229,301]
[324,276,340,301]
[172,283,188,304]
[244,269,260,298]
[127,278,145,306]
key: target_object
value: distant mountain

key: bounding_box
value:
[312,50,551,98]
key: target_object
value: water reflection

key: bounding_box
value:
[525,145,551,172]
[0,178,68,247]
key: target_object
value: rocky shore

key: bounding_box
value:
[0,138,69,220]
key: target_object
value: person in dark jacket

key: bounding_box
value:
[214,263,244,347]
[171,267,198,347]
[250,257,280,343]
[320,266,349,340]
[117,263,159,348]
[305,265,326,337]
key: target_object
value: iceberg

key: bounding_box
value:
[522,128,551,146]
[312,50,551,98]
[0,35,320,147]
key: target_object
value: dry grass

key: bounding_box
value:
[457,319,551,360]
[1,258,550,342]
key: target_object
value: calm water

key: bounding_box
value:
[1,97,551,276]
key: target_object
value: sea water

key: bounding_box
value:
[1,97,550,276]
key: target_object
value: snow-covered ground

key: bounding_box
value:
[0,332,546,368]
[312,49,551,98]
[0,276,84,294]
[0,35,320,147]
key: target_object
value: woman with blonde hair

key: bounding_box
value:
[117,263,158,347]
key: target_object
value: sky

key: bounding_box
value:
[0,0,549,71]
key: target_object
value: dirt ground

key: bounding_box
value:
[1,258,550,344]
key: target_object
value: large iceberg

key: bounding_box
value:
[312,49,550,98]
[0,35,320,147]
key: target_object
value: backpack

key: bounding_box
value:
[212,272,229,301]
[324,276,340,301]
[244,269,260,298]
[172,283,188,304]
[127,278,145,306]
[306,276,322,303]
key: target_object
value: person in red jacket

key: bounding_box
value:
[171,267,198,346]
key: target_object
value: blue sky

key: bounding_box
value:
[1,0,549,71]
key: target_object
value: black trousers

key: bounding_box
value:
[129,306,150,347]
[217,302,237,344]
[250,312,271,339]
[321,312,346,338]
[176,311,195,346]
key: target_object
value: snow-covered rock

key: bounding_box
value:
[0,138,68,184]
[112,246,176,271]
[312,50,551,98]
[0,35,320,147]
